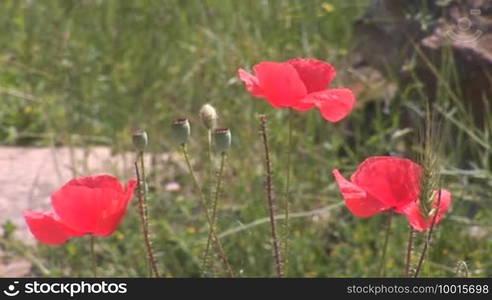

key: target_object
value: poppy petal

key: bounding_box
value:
[350,156,422,211]
[254,61,307,108]
[435,189,452,220]
[24,211,78,245]
[332,169,389,217]
[94,179,137,236]
[287,58,336,93]
[65,174,124,193]
[51,184,121,234]
[404,189,452,232]
[301,88,355,122]
[290,101,316,111]
[238,68,265,98]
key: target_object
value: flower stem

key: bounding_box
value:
[259,115,284,277]
[90,235,97,277]
[212,152,226,230]
[414,190,442,278]
[207,129,214,207]
[212,153,226,229]
[208,129,213,174]
[378,210,393,277]
[202,129,214,269]
[134,152,160,277]
[181,144,234,277]
[404,227,415,277]
[140,150,149,223]
[283,108,293,276]
[203,152,227,271]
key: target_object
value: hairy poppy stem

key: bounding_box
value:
[414,190,442,278]
[140,150,149,224]
[181,144,234,277]
[207,128,214,206]
[135,152,160,278]
[282,108,293,276]
[202,129,214,269]
[208,129,213,178]
[212,153,226,231]
[378,210,393,277]
[203,152,227,273]
[90,235,97,277]
[404,227,415,277]
[259,115,284,277]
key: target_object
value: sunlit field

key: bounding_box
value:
[1,0,491,278]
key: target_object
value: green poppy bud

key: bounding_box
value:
[199,104,218,130]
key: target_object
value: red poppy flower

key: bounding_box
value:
[332,156,451,231]
[24,175,137,245]
[238,58,355,122]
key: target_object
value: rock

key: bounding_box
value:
[353,0,492,125]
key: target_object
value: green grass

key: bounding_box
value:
[1,0,491,277]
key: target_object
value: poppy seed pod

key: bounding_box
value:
[171,118,191,145]
[132,129,148,151]
[213,128,231,153]
[199,104,218,129]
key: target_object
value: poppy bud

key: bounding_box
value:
[132,129,148,151]
[171,118,191,145]
[199,104,218,129]
[213,128,231,153]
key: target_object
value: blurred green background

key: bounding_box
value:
[1,0,491,277]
